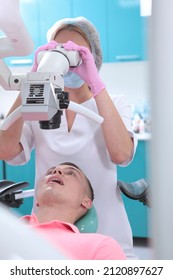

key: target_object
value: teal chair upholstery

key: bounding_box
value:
[75,205,98,233]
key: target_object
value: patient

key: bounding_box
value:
[21,162,126,260]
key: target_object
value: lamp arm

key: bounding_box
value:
[0,0,34,58]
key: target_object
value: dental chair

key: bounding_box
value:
[0,178,150,232]
[0,179,99,260]
[0,178,150,260]
[0,180,98,233]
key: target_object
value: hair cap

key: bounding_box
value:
[46,17,102,70]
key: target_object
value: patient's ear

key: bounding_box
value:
[81,198,92,210]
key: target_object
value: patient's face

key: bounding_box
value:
[36,164,90,208]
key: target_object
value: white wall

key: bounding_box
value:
[100,61,150,106]
[0,61,150,116]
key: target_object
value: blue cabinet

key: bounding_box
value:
[1,0,148,66]
[5,150,35,216]
[117,140,150,237]
[72,0,108,62]
[72,0,148,63]
[71,0,148,63]
[38,0,73,45]
[0,160,4,180]
[107,0,148,62]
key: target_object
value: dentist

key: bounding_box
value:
[0,17,137,259]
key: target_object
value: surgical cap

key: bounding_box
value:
[46,17,102,71]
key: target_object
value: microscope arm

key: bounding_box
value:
[0,0,33,89]
[0,59,24,90]
[0,102,103,131]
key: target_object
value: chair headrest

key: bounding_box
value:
[75,205,98,233]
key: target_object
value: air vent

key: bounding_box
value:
[29,84,44,97]
[26,84,45,104]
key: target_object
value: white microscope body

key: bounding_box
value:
[19,45,85,129]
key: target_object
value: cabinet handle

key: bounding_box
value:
[9,59,33,66]
[115,55,141,61]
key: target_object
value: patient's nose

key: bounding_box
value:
[58,169,63,175]
[53,166,63,175]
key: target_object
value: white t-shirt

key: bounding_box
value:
[7,95,138,259]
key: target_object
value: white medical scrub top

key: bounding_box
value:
[7,95,138,259]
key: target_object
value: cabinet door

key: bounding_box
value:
[5,150,35,216]
[117,141,149,237]
[107,0,147,62]
[0,160,4,180]
[4,0,40,67]
[72,0,108,62]
[38,0,73,45]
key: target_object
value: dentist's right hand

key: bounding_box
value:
[31,41,58,72]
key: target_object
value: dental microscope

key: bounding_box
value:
[0,43,103,130]
[0,0,103,131]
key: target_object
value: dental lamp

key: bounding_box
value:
[0,0,103,130]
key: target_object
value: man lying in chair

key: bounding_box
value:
[20,162,126,260]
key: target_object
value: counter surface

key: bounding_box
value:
[136,133,151,141]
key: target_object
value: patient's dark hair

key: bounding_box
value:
[59,162,94,201]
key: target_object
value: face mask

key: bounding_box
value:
[64,71,84,89]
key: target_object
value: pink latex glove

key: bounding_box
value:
[63,41,105,97]
[31,41,58,72]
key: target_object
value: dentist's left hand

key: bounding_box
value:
[63,41,105,97]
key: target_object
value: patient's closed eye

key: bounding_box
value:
[45,169,54,175]
[45,167,56,176]
[65,170,76,176]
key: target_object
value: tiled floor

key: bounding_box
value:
[133,238,154,260]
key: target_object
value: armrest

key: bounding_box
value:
[117,178,150,207]
[0,180,29,208]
